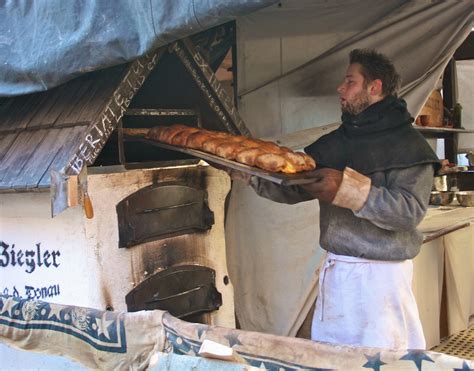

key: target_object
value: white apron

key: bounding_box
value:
[311,252,425,350]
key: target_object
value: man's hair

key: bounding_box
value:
[349,49,401,97]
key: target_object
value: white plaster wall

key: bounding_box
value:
[0,191,102,307]
[0,191,101,368]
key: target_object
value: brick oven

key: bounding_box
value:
[0,24,246,327]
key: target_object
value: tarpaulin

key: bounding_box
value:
[0,0,276,96]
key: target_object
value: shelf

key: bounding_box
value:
[414,126,474,134]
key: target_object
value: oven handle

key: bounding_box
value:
[145,285,205,303]
[138,201,198,214]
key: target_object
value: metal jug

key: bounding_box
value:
[432,175,451,191]
[466,151,474,167]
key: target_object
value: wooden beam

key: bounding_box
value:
[170,39,251,137]
[63,47,165,176]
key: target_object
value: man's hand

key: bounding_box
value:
[437,159,450,175]
[301,168,343,203]
[302,167,371,211]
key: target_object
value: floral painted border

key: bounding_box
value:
[0,295,127,353]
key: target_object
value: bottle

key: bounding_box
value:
[452,103,462,128]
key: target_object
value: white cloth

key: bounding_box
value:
[444,223,474,335]
[311,253,425,350]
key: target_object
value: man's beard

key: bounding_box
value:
[341,90,370,115]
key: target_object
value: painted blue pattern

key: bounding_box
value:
[163,322,332,371]
[453,361,474,371]
[0,295,127,353]
[363,352,386,371]
[400,350,435,370]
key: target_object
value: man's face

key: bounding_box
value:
[337,63,370,115]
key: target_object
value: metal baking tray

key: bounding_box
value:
[127,136,320,185]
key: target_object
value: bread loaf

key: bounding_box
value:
[170,127,201,146]
[235,148,266,166]
[147,124,316,173]
[255,153,287,173]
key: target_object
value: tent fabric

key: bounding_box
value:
[162,311,473,370]
[2,295,473,370]
[444,224,474,335]
[227,0,474,337]
[0,295,165,370]
[0,0,276,97]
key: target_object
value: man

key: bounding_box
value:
[232,49,440,349]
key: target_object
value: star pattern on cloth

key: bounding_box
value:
[223,332,243,348]
[363,352,386,371]
[454,360,474,371]
[400,350,434,371]
[0,297,18,317]
[47,304,63,320]
[95,312,115,340]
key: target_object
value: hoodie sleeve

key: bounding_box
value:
[354,164,435,231]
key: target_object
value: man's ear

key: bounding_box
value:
[368,79,383,97]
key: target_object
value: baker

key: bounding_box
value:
[233,49,440,350]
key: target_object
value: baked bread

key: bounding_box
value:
[235,148,266,166]
[146,126,169,142]
[215,139,260,160]
[170,127,201,146]
[146,124,189,143]
[302,153,316,170]
[255,153,287,173]
[147,124,316,173]
[202,135,247,154]
[186,130,228,149]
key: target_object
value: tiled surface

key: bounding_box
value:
[431,325,474,360]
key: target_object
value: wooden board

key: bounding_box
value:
[12,129,64,189]
[0,130,48,188]
[417,90,444,127]
[38,126,87,188]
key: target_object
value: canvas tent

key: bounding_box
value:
[1,0,474,369]
[227,0,474,338]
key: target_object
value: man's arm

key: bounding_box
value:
[228,163,434,226]
[354,164,434,231]
[300,163,434,231]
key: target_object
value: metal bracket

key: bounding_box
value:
[50,167,91,218]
